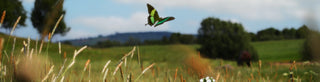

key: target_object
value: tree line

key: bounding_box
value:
[250,25,309,41]
[92,25,310,48]
[93,33,197,48]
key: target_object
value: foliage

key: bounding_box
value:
[169,33,196,44]
[257,27,282,41]
[94,40,121,48]
[93,33,196,48]
[296,25,310,38]
[282,28,297,39]
[0,0,27,28]
[197,17,257,60]
[124,37,141,46]
[301,30,320,61]
[251,25,310,41]
[31,0,70,39]
[249,32,258,41]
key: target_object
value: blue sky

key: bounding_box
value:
[2,0,319,41]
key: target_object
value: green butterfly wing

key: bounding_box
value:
[154,17,175,27]
[146,3,160,26]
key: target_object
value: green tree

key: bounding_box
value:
[0,0,27,29]
[282,28,296,39]
[125,37,141,46]
[95,40,121,48]
[197,17,258,60]
[161,36,169,44]
[169,33,181,44]
[257,27,282,41]
[301,30,320,61]
[248,32,258,41]
[31,0,70,40]
[296,25,309,39]
[179,34,195,44]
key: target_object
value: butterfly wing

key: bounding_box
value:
[146,3,160,26]
[146,16,153,26]
[154,17,175,27]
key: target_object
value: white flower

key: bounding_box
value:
[200,76,215,82]
[283,73,288,76]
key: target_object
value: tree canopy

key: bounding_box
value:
[31,0,70,40]
[0,0,27,29]
[197,17,258,60]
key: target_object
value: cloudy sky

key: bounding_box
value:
[2,0,319,41]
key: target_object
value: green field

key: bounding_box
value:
[0,33,319,81]
[251,39,305,62]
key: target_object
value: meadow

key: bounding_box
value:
[0,29,319,82]
[0,15,317,81]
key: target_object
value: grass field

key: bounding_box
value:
[251,39,305,62]
[0,32,319,81]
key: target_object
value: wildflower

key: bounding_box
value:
[200,76,215,82]
[283,73,288,76]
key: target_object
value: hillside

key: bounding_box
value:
[1,32,318,81]
[63,31,173,46]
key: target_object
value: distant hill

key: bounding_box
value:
[63,31,173,46]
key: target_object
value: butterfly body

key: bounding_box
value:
[146,3,175,27]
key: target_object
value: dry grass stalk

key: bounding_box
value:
[180,74,183,82]
[127,73,132,82]
[113,61,123,76]
[59,42,61,54]
[63,51,67,59]
[259,60,262,77]
[38,40,44,54]
[135,63,156,81]
[174,68,178,82]
[49,15,64,41]
[216,72,220,81]
[124,55,127,67]
[142,63,155,74]
[121,46,136,61]
[0,38,4,61]
[119,66,124,80]
[0,10,6,26]
[3,51,9,62]
[250,73,254,80]
[83,59,90,71]
[27,37,30,56]
[10,16,21,36]
[35,38,38,55]
[259,60,262,70]
[151,67,155,77]
[30,49,34,59]
[103,68,109,82]
[88,64,91,82]
[61,46,87,77]
[42,65,54,82]
[0,10,5,22]
[53,59,67,82]
[48,33,51,41]
[60,76,65,82]
[101,60,111,74]
[11,38,16,56]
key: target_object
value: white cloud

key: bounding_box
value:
[69,12,169,38]
[116,0,316,21]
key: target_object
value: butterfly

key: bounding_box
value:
[145,3,175,27]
